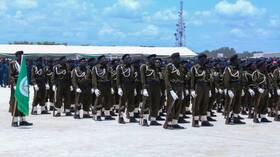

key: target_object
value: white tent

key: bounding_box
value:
[0,44,197,57]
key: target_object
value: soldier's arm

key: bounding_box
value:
[190,66,196,91]
[91,66,97,89]
[140,64,147,89]
[223,67,231,90]
[116,65,122,88]
[164,65,172,91]
[71,69,78,89]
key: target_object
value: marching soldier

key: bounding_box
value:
[252,60,271,123]
[163,53,185,129]
[92,55,114,121]
[110,59,120,116]
[31,57,49,115]
[224,55,245,124]
[140,54,162,126]
[273,62,280,121]
[132,59,142,118]
[9,51,33,127]
[53,57,72,117]
[155,58,166,121]
[44,59,55,111]
[190,54,213,127]
[72,58,92,119]
[116,54,137,123]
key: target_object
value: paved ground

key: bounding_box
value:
[0,87,280,157]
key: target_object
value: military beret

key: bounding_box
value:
[147,54,157,59]
[171,52,180,59]
[15,51,24,56]
[122,54,130,60]
[197,53,207,59]
[97,55,106,61]
[230,55,238,62]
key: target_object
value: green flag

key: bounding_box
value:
[15,56,29,116]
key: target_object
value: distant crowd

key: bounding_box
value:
[0,58,9,88]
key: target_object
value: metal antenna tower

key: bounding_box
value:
[174,0,186,47]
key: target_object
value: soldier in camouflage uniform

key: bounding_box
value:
[190,54,213,127]
[273,62,280,121]
[31,57,49,115]
[110,59,120,116]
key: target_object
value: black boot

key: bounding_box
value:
[178,117,189,123]
[192,120,200,127]
[173,124,185,129]
[110,111,117,117]
[118,117,125,124]
[233,117,246,124]
[207,117,217,122]
[201,121,214,127]
[65,112,73,116]
[185,110,192,115]
[31,110,38,115]
[142,119,149,127]
[84,114,93,119]
[11,122,19,127]
[20,121,33,126]
[261,117,272,123]
[55,113,61,117]
[156,116,165,121]
[129,117,138,123]
[241,110,248,115]
[96,116,102,121]
[49,106,55,111]
[238,115,244,120]
[150,120,162,126]
[211,112,217,117]
[183,114,190,119]
[41,110,50,115]
[105,116,115,120]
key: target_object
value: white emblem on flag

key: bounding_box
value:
[19,76,28,97]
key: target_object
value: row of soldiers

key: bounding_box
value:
[9,51,280,129]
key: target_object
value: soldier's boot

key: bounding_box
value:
[41,106,50,114]
[178,117,189,123]
[156,116,165,121]
[55,108,62,117]
[248,110,254,119]
[150,116,161,125]
[201,121,214,127]
[31,106,38,115]
[11,117,19,127]
[207,116,217,122]
[260,114,272,123]
[134,108,140,118]
[65,108,73,116]
[83,111,93,119]
[185,107,192,115]
[141,115,149,127]
[49,104,55,111]
[104,110,115,120]
[172,119,185,129]
[19,117,33,126]
[70,105,75,113]
[192,116,200,127]
[211,111,217,117]
[118,117,126,124]
[110,110,117,117]
[233,117,246,124]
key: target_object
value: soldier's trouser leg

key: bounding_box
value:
[259,92,268,117]
[198,85,210,121]
[38,84,46,107]
[81,89,92,112]
[55,85,63,109]
[97,84,111,111]
[9,87,24,117]
[149,84,161,119]
[166,84,183,123]
[62,85,71,110]
[232,86,242,115]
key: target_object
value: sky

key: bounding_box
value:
[0,0,279,53]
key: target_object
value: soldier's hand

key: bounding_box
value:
[118,88,123,96]
[241,90,245,97]
[268,92,271,98]
[228,90,234,98]
[191,90,197,98]
[91,88,95,94]
[45,84,50,90]
[134,89,137,96]
[215,88,218,93]
[219,89,223,94]
[76,88,82,93]
[258,88,264,94]
[111,88,115,94]
[277,89,280,96]
[185,90,189,96]
[248,88,255,96]
[170,90,178,100]
[34,84,39,91]
[70,86,74,91]
[94,89,101,97]
[142,89,149,97]
[52,85,56,91]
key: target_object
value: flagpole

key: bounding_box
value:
[11,98,17,126]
